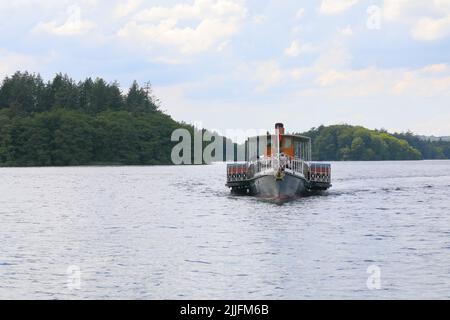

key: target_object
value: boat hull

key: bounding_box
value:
[251,172,307,200]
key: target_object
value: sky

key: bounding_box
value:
[1,0,450,135]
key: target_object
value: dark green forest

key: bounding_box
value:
[302,125,450,161]
[0,72,449,166]
[0,71,191,166]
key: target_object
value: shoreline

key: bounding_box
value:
[1,159,450,169]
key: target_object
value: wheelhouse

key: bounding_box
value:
[244,133,311,162]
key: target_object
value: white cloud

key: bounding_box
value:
[253,60,283,91]
[421,64,449,73]
[383,0,450,41]
[411,14,450,41]
[314,42,352,70]
[283,39,450,98]
[114,0,142,19]
[312,64,450,98]
[382,0,415,21]
[216,41,229,52]
[117,0,247,54]
[316,69,348,87]
[252,14,266,24]
[340,25,353,36]
[291,26,302,34]
[295,8,305,19]
[259,41,353,89]
[155,61,450,136]
[284,40,316,57]
[133,0,245,21]
[284,40,301,57]
[0,49,36,78]
[383,0,450,21]
[319,0,358,15]
[290,68,306,80]
[392,68,450,96]
[33,5,95,36]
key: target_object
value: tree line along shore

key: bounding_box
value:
[0,72,449,166]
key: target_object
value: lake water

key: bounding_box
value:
[1,161,450,299]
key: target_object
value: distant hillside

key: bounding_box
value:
[417,135,450,142]
[301,125,450,161]
[392,132,450,159]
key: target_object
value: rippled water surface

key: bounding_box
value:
[1,161,450,299]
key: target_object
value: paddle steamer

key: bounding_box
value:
[226,123,331,199]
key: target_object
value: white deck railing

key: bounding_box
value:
[251,156,308,178]
[227,157,331,184]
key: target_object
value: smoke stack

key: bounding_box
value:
[275,123,285,135]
